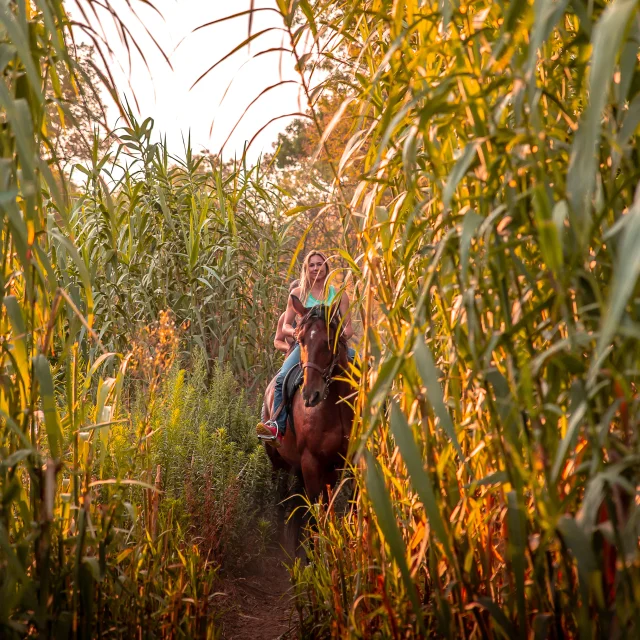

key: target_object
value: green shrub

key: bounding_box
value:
[67,115,292,392]
[0,0,278,634]
[148,351,275,566]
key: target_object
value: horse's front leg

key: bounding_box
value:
[299,452,327,561]
[300,451,325,503]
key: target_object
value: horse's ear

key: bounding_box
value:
[290,294,306,316]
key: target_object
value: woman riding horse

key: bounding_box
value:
[257,251,354,446]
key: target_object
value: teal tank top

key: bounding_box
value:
[306,285,337,308]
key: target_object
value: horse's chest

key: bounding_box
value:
[298,409,348,457]
[288,380,352,462]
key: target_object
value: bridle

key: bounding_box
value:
[302,350,340,400]
[298,307,344,401]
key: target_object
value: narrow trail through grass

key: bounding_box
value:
[219,536,295,640]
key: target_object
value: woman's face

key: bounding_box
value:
[308,255,327,282]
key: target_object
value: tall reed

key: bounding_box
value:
[263,0,640,636]
[67,115,292,391]
[0,2,281,634]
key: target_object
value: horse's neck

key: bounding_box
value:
[328,379,353,409]
[325,354,353,409]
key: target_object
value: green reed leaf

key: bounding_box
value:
[365,451,425,632]
[0,3,43,102]
[567,0,637,242]
[507,491,527,633]
[526,0,569,101]
[557,515,600,607]
[4,296,30,401]
[551,381,587,483]
[592,189,640,381]
[413,337,469,474]
[468,597,515,639]
[443,141,478,210]
[460,209,482,287]
[389,402,454,563]
[34,355,63,460]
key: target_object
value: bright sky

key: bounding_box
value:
[71,0,305,162]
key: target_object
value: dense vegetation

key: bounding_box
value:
[2,0,640,638]
[0,2,286,635]
[68,114,290,388]
[274,0,640,638]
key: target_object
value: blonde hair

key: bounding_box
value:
[298,250,330,305]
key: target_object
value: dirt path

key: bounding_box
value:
[219,540,296,640]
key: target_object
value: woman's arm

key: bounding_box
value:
[282,288,302,338]
[273,313,291,354]
[339,292,354,340]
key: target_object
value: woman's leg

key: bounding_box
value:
[272,344,301,433]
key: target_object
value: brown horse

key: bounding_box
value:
[261,296,354,502]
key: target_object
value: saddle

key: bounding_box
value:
[281,362,303,432]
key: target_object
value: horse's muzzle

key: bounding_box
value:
[304,389,322,407]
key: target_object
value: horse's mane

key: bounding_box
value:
[299,304,346,347]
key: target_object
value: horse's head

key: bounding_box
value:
[291,294,343,408]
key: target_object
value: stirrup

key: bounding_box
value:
[256,420,282,448]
